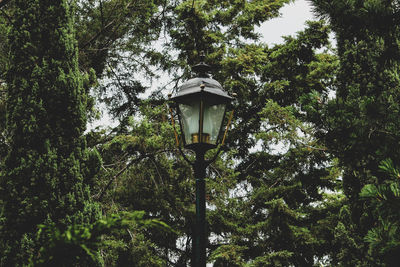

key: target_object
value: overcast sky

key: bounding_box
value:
[257,0,315,45]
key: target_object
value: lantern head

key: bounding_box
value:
[170,72,232,151]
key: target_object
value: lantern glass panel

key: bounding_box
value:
[179,101,200,145]
[203,102,226,144]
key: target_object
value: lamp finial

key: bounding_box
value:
[192,50,210,77]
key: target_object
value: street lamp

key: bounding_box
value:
[168,55,234,267]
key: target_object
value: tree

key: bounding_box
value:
[360,159,400,266]
[0,0,100,264]
[311,0,400,265]
[207,21,342,266]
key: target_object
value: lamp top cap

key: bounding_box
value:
[192,51,210,77]
[170,51,233,101]
[171,77,232,101]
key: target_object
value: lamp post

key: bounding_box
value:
[168,55,233,267]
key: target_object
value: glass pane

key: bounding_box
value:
[179,101,200,145]
[203,103,226,144]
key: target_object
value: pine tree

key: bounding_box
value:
[0,0,99,265]
[311,0,400,265]
[207,20,342,266]
[360,159,400,266]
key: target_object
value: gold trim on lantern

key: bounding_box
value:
[192,133,210,144]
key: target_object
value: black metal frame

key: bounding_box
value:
[175,92,229,152]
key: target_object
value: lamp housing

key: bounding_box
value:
[170,75,232,151]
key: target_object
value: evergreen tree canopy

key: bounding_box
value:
[311,0,400,265]
[0,0,100,264]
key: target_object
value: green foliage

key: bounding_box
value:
[0,0,100,264]
[207,20,339,266]
[32,211,170,266]
[311,0,400,264]
[93,102,196,265]
[76,0,160,76]
[360,159,400,265]
[210,244,247,266]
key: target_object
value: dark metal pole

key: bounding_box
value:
[193,148,206,267]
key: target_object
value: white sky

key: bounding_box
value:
[257,0,315,45]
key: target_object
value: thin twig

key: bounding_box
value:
[95,154,148,201]
[150,156,164,186]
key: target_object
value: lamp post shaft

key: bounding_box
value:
[193,149,206,267]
